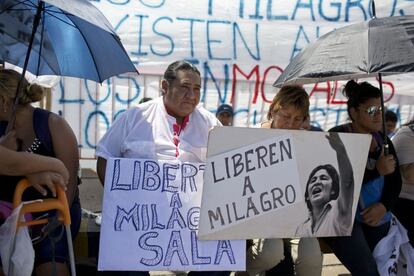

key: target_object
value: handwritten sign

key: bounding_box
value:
[198,127,371,239]
[202,135,302,232]
[98,158,245,271]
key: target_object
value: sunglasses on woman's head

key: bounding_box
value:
[361,105,382,117]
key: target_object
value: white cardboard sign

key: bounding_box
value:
[98,158,245,271]
[198,127,371,240]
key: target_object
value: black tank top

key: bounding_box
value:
[0,108,55,202]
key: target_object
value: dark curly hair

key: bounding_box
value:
[343,80,381,121]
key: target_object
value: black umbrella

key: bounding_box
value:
[274,1,414,153]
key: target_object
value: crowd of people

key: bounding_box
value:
[0,61,413,276]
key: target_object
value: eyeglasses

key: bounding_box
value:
[361,105,382,117]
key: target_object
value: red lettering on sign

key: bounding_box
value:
[261,66,283,103]
[231,64,260,104]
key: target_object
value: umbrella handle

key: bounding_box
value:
[377,73,390,155]
[384,143,389,156]
[13,179,71,227]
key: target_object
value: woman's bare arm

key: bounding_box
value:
[0,145,68,180]
[327,132,354,221]
[48,114,79,205]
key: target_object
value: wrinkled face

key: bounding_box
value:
[163,70,201,120]
[217,112,233,126]
[272,104,305,130]
[307,169,333,208]
[352,97,382,133]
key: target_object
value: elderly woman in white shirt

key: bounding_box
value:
[243,85,323,276]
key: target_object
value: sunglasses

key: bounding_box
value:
[361,105,382,117]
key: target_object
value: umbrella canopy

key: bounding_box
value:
[274,15,414,87]
[0,0,137,83]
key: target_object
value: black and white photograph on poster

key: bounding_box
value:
[198,127,371,240]
[295,132,354,237]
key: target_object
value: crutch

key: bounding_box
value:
[13,179,76,276]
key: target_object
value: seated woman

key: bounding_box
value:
[322,80,402,276]
[0,142,70,276]
[243,85,323,276]
[0,69,81,276]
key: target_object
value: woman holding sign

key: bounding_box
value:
[243,85,323,276]
[295,132,354,236]
[322,80,402,276]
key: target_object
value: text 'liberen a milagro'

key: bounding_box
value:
[204,135,302,231]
